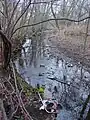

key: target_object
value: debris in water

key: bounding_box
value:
[40,64,45,67]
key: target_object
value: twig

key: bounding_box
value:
[51,0,59,29]
[0,99,8,120]
[47,77,79,89]
[10,0,32,39]
[9,106,19,120]
[0,10,7,17]
[11,61,33,120]
[0,30,11,69]
[5,0,21,34]
[7,74,15,94]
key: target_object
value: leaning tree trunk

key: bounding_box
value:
[78,94,90,120]
[0,98,8,120]
[0,44,8,120]
[0,26,11,120]
[86,108,90,120]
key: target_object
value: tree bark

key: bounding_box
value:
[78,94,90,120]
[86,108,90,120]
[0,99,8,120]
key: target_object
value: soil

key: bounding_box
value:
[26,94,55,120]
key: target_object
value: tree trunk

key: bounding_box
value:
[0,99,8,120]
[86,108,90,120]
[78,94,90,120]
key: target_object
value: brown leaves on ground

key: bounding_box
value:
[46,24,90,70]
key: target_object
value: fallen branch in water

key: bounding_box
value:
[47,77,79,89]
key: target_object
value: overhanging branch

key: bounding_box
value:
[0,10,7,18]
[12,16,90,36]
[30,0,60,4]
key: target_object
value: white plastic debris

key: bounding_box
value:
[39,100,48,110]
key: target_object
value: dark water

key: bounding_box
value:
[15,39,90,120]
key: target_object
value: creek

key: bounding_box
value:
[15,39,90,120]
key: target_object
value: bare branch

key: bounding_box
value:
[5,0,21,34]
[10,0,32,37]
[30,0,59,4]
[0,99,8,120]
[47,77,79,89]
[12,16,90,36]
[9,106,18,120]
[51,0,59,29]
[11,61,33,120]
[0,10,7,17]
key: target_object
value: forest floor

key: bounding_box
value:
[46,24,90,71]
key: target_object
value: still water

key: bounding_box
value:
[15,39,90,120]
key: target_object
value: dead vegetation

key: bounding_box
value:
[47,24,90,70]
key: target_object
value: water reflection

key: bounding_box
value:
[15,39,90,120]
